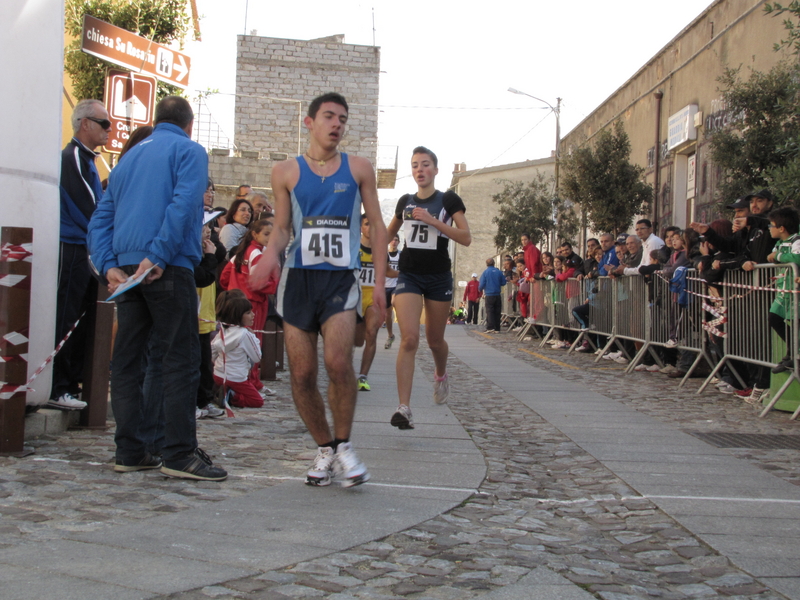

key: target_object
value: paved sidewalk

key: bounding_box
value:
[0,324,797,599]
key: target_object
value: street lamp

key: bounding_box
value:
[507,87,561,192]
[508,88,562,251]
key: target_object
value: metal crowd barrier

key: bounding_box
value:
[512,265,800,418]
[501,284,522,330]
[697,264,800,417]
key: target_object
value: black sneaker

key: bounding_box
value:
[771,356,793,374]
[114,452,163,473]
[161,448,227,481]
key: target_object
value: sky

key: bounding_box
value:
[185,0,711,203]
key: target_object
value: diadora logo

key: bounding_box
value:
[334,182,350,193]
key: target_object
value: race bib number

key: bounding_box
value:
[359,260,375,287]
[404,219,438,250]
[301,216,351,267]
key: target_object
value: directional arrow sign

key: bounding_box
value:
[80,14,191,89]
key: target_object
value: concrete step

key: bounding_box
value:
[24,408,80,440]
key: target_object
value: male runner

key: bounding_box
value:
[384,234,400,348]
[250,93,387,487]
[356,215,398,391]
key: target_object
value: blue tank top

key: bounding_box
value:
[286,153,362,270]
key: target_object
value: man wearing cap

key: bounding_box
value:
[690,190,773,271]
[690,190,774,399]
[463,272,482,325]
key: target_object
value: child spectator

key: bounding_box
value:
[220,219,279,398]
[212,292,264,408]
[196,225,225,418]
[768,207,800,377]
[535,251,555,280]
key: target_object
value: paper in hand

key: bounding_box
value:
[107,266,155,301]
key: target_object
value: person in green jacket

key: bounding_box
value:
[768,206,800,374]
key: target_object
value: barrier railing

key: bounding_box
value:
[512,265,800,418]
[501,285,522,330]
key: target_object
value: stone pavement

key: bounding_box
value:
[0,324,798,599]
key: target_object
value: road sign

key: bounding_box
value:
[80,14,191,89]
[103,69,157,155]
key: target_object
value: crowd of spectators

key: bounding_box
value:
[486,190,799,407]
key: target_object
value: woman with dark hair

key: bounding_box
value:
[119,125,153,160]
[219,199,254,252]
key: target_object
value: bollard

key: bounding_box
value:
[0,227,34,456]
[78,285,113,429]
[260,319,284,380]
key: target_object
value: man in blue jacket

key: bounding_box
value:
[88,96,226,481]
[479,258,506,333]
[51,99,111,411]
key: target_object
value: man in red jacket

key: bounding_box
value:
[521,233,542,276]
[463,273,482,325]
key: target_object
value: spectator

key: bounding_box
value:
[768,207,800,385]
[624,219,664,276]
[219,198,254,253]
[87,95,227,481]
[463,273,481,325]
[248,191,273,220]
[597,233,620,276]
[513,258,531,322]
[577,238,600,280]
[50,99,111,411]
[534,251,555,279]
[235,184,252,200]
[479,258,506,333]
[558,242,584,275]
[521,233,542,276]
[119,125,153,161]
[690,191,773,272]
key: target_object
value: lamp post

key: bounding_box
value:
[508,87,562,250]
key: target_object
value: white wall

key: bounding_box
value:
[0,0,63,404]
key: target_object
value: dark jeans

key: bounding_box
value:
[467,300,479,324]
[51,242,97,398]
[485,295,501,331]
[111,266,199,463]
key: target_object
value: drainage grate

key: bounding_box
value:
[684,431,800,450]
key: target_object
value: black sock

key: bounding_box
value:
[333,438,349,449]
[321,441,336,449]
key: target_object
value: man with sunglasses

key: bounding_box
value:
[50,99,111,411]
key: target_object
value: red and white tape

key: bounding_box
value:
[0,313,84,400]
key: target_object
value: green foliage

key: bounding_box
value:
[491,174,578,252]
[708,62,800,205]
[64,0,190,101]
[765,1,800,55]
[559,121,652,236]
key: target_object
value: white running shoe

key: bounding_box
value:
[334,442,370,487]
[603,351,622,361]
[645,364,662,372]
[390,405,414,430]
[47,393,87,411]
[613,356,629,364]
[306,446,335,486]
[195,407,209,419]
[260,387,277,398]
[717,382,737,394]
[433,372,450,404]
[202,404,225,418]
[746,387,768,406]
[665,339,678,348]
[659,365,676,374]
[634,363,648,372]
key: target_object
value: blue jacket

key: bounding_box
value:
[87,123,208,274]
[60,138,104,244]
[598,247,619,276]
[479,266,506,296]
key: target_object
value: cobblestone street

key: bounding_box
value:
[1,325,798,599]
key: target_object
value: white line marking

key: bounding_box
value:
[238,474,481,494]
[645,494,800,504]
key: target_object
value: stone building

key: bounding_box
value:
[560,0,790,230]
[208,33,380,205]
[449,157,556,290]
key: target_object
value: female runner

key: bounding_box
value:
[386,147,471,429]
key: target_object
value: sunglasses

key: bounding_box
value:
[85,116,111,130]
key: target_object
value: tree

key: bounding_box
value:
[64,0,191,102]
[560,121,652,236]
[708,61,800,204]
[491,173,578,252]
